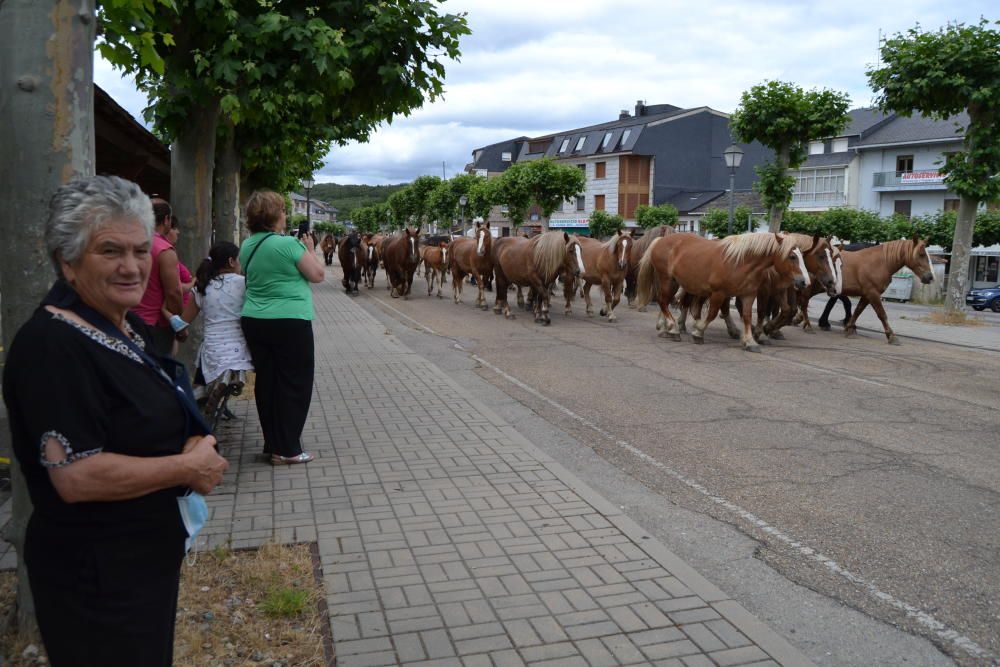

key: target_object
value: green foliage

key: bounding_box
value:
[386,188,416,230]
[588,211,625,238]
[407,175,442,227]
[260,586,309,618]
[308,182,407,221]
[351,206,381,235]
[973,209,1000,246]
[701,209,731,238]
[494,159,586,227]
[753,162,798,213]
[313,221,345,236]
[467,177,499,221]
[287,213,308,228]
[425,174,483,228]
[868,19,1000,203]
[634,203,678,229]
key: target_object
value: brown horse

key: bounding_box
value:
[635,232,811,352]
[492,231,583,324]
[337,231,363,295]
[320,234,337,266]
[361,233,379,288]
[381,227,422,299]
[626,225,674,309]
[569,230,633,322]
[421,241,450,298]
[449,222,494,310]
[835,235,934,344]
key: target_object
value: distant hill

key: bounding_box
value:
[309,182,409,220]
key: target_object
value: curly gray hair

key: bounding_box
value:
[46,175,154,277]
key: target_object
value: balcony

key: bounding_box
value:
[873,170,947,190]
[790,192,847,209]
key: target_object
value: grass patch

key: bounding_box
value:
[920,310,989,326]
[0,542,328,666]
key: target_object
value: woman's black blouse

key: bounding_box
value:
[3,299,189,541]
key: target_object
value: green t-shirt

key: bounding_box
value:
[239,232,313,320]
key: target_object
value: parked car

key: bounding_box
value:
[966,284,1000,311]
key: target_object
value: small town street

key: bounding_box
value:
[353,274,1000,666]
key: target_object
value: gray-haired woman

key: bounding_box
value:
[2,175,228,667]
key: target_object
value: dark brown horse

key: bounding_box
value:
[361,233,379,289]
[635,232,811,352]
[320,234,337,266]
[492,231,583,324]
[449,222,494,310]
[625,224,674,309]
[569,230,633,322]
[381,227,422,299]
[337,231,363,295]
[420,241,450,298]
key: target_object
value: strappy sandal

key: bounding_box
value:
[270,452,314,465]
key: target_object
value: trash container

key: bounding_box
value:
[883,269,913,301]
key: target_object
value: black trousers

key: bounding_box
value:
[241,317,314,457]
[26,519,185,667]
[820,295,853,326]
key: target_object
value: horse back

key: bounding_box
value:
[837,247,895,297]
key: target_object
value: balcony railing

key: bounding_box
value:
[790,192,847,207]
[873,170,946,188]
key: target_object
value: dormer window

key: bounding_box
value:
[559,138,570,153]
[501,151,512,162]
[601,132,613,149]
[575,136,586,152]
[620,129,632,147]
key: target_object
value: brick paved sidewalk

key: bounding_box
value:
[195,277,818,666]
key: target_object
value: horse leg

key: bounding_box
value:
[599,277,616,321]
[539,281,552,325]
[692,292,725,344]
[844,297,870,338]
[738,296,760,352]
[452,269,462,304]
[583,282,594,317]
[476,273,489,310]
[657,278,682,341]
[867,295,899,344]
[840,295,853,327]
[720,297,740,339]
[763,290,792,340]
[563,274,575,315]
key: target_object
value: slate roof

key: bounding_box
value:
[468,136,528,173]
[800,152,854,168]
[843,108,893,137]
[665,190,726,214]
[855,113,968,147]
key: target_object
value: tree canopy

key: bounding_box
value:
[493,159,586,227]
[588,211,624,238]
[634,203,678,229]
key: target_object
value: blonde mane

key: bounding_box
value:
[880,238,915,267]
[720,232,796,264]
[532,231,569,281]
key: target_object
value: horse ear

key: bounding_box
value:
[911,231,920,243]
[564,232,570,243]
[484,221,490,229]
[809,233,820,253]
[774,232,784,244]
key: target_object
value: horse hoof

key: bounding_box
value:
[845,328,857,338]
[692,335,704,345]
[745,344,762,353]
[758,337,772,346]
[888,336,901,346]
[607,316,617,323]
[599,308,607,316]
[769,331,785,341]
[481,305,489,311]
[819,324,831,331]
[638,306,648,313]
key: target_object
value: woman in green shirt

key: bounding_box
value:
[239,191,325,464]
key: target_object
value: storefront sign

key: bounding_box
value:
[548,219,590,228]
[900,170,944,184]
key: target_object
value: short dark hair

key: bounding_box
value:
[245,190,285,233]
[151,198,172,229]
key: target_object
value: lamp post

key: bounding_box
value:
[302,176,315,234]
[459,194,468,237]
[722,144,744,236]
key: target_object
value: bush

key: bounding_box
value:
[634,203,678,229]
[588,210,624,238]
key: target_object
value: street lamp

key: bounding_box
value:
[459,194,468,237]
[722,144,744,236]
[302,176,315,234]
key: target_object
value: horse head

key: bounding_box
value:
[802,233,839,296]
[908,233,935,284]
[405,226,421,263]
[613,230,633,270]
[439,240,449,267]
[772,233,811,291]
[564,232,585,277]
[475,222,491,257]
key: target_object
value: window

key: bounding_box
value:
[475,168,488,177]
[620,129,632,147]
[528,140,550,154]
[595,162,607,179]
[601,132,613,149]
[594,195,606,211]
[576,196,585,211]
[974,256,998,283]
[944,199,960,212]
[832,138,849,153]
[501,151,512,162]
[575,136,586,152]
[894,199,912,218]
[896,155,914,173]
[500,204,509,213]
[559,138,570,153]
[791,167,846,205]
[808,141,824,155]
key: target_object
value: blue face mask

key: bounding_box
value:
[177,491,209,555]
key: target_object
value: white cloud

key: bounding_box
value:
[94,0,996,184]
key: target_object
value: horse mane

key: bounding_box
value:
[720,232,796,264]
[531,231,568,281]
[880,238,913,266]
[601,234,619,253]
[634,225,672,254]
[784,232,821,251]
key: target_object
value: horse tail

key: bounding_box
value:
[635,237,663,309]
[533,231,567,283]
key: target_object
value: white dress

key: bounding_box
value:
[194,273,254,383]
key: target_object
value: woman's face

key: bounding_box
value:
[61,218,152,315]
[167,226,180,245]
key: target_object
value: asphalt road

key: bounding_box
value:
[346,271,1000,667]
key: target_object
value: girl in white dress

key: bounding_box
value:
[180,242,254,394]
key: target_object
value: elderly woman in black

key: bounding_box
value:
[2,176,229,666]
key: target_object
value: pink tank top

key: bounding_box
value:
[132,233,174,326]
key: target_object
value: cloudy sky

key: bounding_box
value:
[95,0,995,185]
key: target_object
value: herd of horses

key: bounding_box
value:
[320,223,935,352]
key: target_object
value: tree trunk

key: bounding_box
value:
[238,172,251,243]
[171,99,220,366]
[768,147,790,233]
[946,196,977,313]
[0,0,96,637]
[212,120,241,245]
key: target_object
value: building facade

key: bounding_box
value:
[290,192,338,225]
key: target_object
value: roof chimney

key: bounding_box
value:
[635,100,646,117]
[619,109,630,120]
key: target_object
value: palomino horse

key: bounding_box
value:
[361,233,379,289]
[492,231,583,324]
[421,241,450,298]
[320,234,337,266]
[381,227,422,299]
[635,232,811,352]
[569,230,633,322]
[837,235,934,344]
[449,222,494,310]
[625,225,674,309]
[337,231,363,295]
